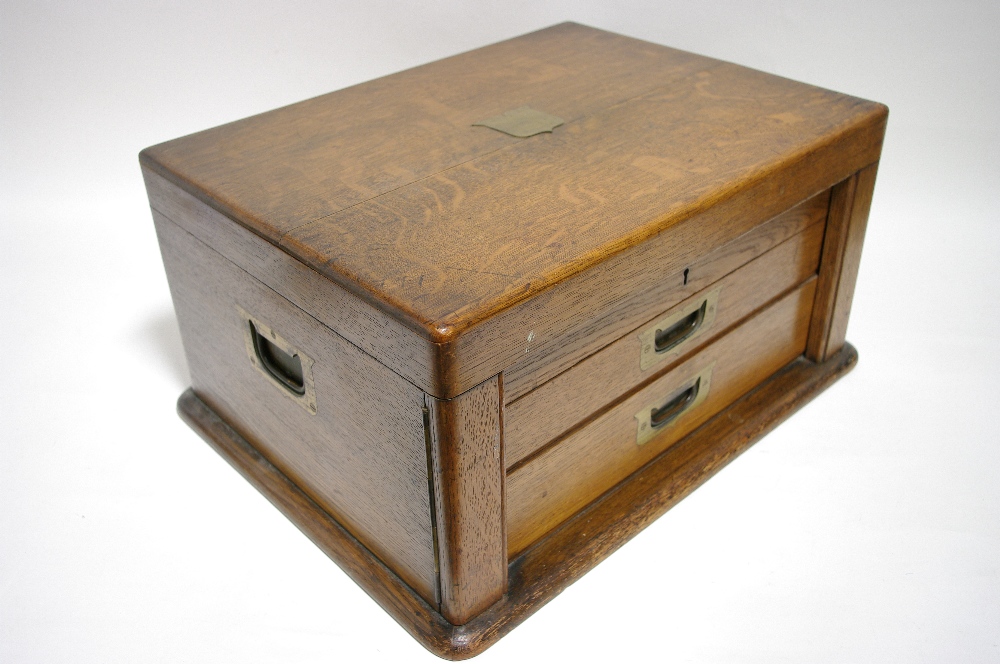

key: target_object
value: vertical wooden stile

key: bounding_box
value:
[807,162,880,362]
[426,375,507,625]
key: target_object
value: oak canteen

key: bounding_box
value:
[141,22,886,659]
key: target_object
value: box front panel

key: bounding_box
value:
[505,217,825,467]
[506,278,816,557]
[464,188,831,405]
[154,211,439,604]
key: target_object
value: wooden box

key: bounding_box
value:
[141,22,886,659]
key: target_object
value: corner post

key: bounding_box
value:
[806,161,880,362]
[425,374,507,625]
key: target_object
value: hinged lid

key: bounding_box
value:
[141,22,886,395]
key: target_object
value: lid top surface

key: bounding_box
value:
[142,22,885,339]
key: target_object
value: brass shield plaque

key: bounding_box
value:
[473,106,564,138]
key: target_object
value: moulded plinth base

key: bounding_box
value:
[177,344,858,659]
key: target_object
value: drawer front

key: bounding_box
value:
[506,279,817,557]
[500,188,830,404]
[505,221,824,469]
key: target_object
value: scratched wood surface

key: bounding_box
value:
[154,212,438,604]
[505,220,824,468]
[140,23,886,399]
[426,377,506,625]
[506,279,817,557]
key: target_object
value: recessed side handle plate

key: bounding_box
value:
[239,306,317,414]
[634,363,714,446]
[638,288,721,371]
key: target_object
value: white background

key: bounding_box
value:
[2,1,998,662]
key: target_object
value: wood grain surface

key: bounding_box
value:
[281,62,884,338]
[500,188,830,403]
[426,377,507,625]
[505,220,824,467]
[176,342,860,660]
[144,21,887,656]
[142,168,442,395]
[140,23,713,241]
[807,162,879,361]
[506,278,817,557]
[144,163,830,400]
[155,212,438,603]
[141,23,886,398]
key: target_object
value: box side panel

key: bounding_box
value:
[153,211,438,604]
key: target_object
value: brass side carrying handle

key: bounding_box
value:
[239,306,318,414]
[635,363,714,446]
[250,320,306,395]
[639,288,720,371]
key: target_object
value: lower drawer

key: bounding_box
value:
[506,278,817,557]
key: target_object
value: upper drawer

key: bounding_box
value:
[501,188,831,404]
[505,219,825,470]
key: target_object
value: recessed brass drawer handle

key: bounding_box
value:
[650,378,700,429]
[654,303,706,354]
[238,306,317,414]
[639,288,720,370]
[635,363,714,446]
